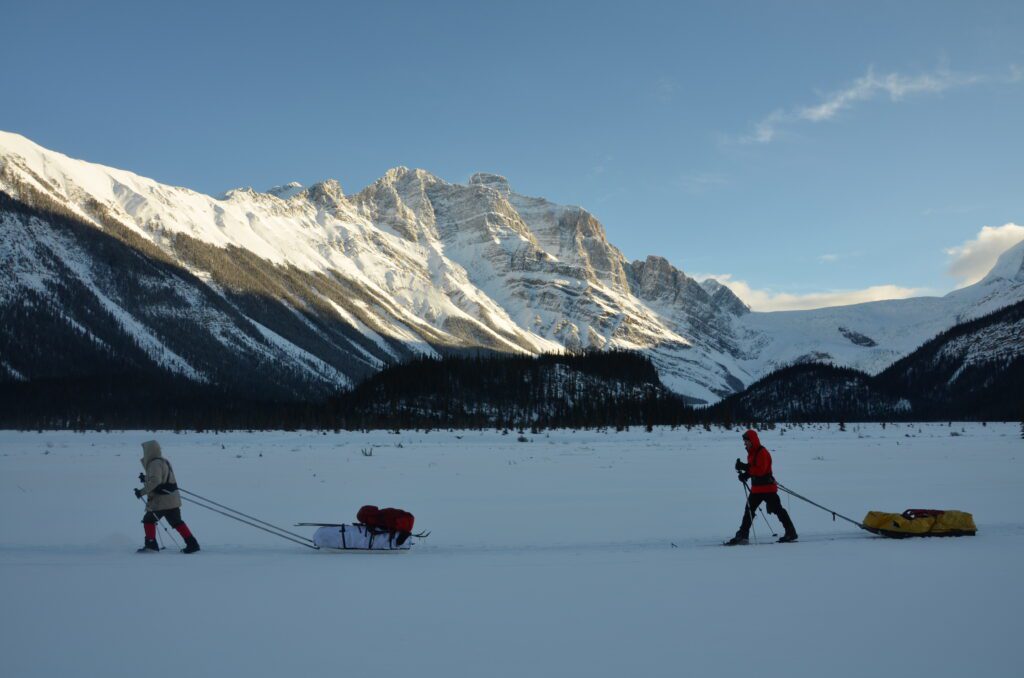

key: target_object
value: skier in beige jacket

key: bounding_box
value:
[134,440,200,553]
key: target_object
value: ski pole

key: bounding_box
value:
[776,482,864,530]
[740,479,758,544]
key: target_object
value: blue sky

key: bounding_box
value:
[3,1,1022,309]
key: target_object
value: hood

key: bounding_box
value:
[742,429,761,449]
[141,440,162,467]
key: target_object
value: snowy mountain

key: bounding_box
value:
[737,239,1024,379]
[2,131,1023,404]
[874,297,1024,418]
[713,299,1024,421]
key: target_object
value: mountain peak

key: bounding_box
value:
[699,279,725,295]
[266,182,304,200]
[469,173,511,195]
[700,279,750,315]
[219,186,258,199]
[980,236,1024,284]
[304,179,345,207]
[380,167,440,185]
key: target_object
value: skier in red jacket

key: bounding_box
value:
[725,429,798,545]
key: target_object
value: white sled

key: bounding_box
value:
[312,524,415,551]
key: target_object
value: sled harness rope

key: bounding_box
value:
[776,482,865,531]
[178,488,320,550]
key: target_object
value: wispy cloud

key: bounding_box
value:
[818,253,840,263]
[739,65,1021,144]
[946,223,1024,288]
[588,155,613,177]
[694,273,926,312]
[655,77,676,102]
[677,171,727,195]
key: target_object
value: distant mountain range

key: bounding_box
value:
[712,298,1024,421]
[2,130,1023,414]
[333,299,1024,429]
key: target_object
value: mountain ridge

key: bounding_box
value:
[2,130,1023,404]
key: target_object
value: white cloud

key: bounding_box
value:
[694,273,926,312]
[945,223,1024,288]
[691,222,1024,311]
[745,110,785,144]
[741,65,1017,144]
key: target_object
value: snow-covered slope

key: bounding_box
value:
[735,241,1024,379]
[2,130,1023,402]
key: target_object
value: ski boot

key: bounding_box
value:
[724,534,749,546]
[181,536,201,554]
[777,532,799,544]
[136,538,159,553]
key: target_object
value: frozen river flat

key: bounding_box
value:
[1,423,1021,678]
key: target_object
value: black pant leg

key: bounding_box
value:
[160,508,184,528]
[738,494,765,537]
[143,508,183,527]
[764,493,797,535]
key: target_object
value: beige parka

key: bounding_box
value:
[139,440,181,512]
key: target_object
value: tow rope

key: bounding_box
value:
[776,482,867,532]
[179,488,319,550]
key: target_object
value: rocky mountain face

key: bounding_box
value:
[2,131,1023,405]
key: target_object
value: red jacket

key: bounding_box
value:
[744,430,778,494]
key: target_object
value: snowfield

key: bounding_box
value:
[1,424,1021,678]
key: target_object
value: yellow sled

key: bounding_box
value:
[862,509,976,538]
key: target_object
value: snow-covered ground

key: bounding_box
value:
[1,424,1021,678]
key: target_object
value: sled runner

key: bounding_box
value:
[861,509,976,538]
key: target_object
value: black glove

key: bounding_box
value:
[138,473,146,483]
[134,488,144,499]
[738,472,750,483]
[735,458,749,472]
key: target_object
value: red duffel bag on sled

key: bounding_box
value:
[357,505,416,543]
